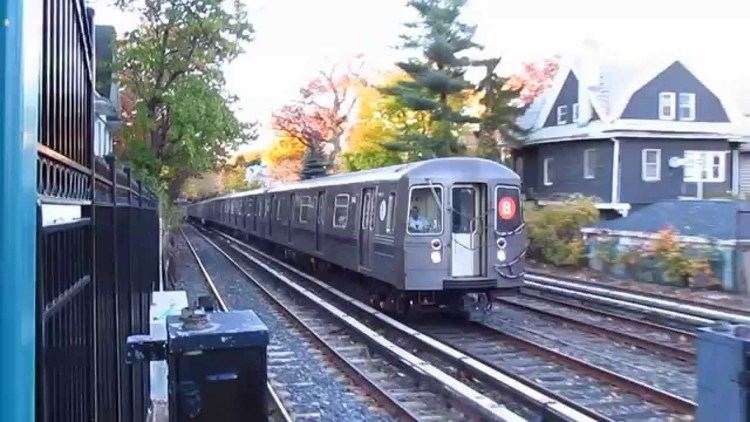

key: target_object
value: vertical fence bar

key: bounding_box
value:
[0,0,42,420]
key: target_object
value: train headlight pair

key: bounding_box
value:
[496,238,507,262]
[430,239,442,263]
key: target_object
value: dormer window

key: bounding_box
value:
[556,105,568,125]
[659,92,676,120]
[572,103,579,122]
[678,93,696,121]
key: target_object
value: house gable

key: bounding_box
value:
[541,71,599,128]
[543,71,578,127]
[621,61,729,122]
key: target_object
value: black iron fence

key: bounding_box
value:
[35,1,160,421]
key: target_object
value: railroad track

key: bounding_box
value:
[180,227,293,422]
[524,272,750,327]
[494,294,696,362]
[181,225,527,421]
[204,225,696,421]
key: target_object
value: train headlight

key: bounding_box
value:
[431,239,442,250]
[430,251,442,264]
[496,249,507,262]
[496,238,507,249]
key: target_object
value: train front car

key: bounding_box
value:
[400,157,525,320]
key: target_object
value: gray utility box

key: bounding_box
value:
[697,324,750,422]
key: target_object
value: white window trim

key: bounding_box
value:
[678,92,696,121]
[298,195,313,223]
[684,150,727,183]
[543,157,553,186]
[572,103,579,123]
[659,92,676,120]
[642,149,661,182]
[406,185,443,236]
[385,193,396,234]
[583,149,595,179]
[332,194,350,228]
[556,105,568,125]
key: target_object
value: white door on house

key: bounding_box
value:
[740,152,750,197]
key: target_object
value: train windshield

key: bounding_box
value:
[408,186,442,234]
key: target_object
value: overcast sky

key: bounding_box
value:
[94,0,750,151]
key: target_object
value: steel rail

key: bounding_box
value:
[209,228,598,422]
[519,288,696,338]
[525,273,750,325]
[495,296,695,361]
[524,279,715,326]
[474,322,697,415]
[180,227,293,422]
[527,271,750,318]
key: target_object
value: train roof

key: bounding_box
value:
[191,157,518,205]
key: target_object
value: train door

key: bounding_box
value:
[451,184,484,277]
[315,191,325,252]
[359,188,375,269]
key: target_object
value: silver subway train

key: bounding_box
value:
[187,157,526,317]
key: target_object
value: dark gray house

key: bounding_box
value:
[516,53,748,216]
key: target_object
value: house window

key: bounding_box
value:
[572,103,579,122]
[543,157,553,186]
[642,149,661,181]
[407,186,442,234]
[684,151,726,183]
[298,195,313,223]
[583,149,596,179]
[556,105,568,125]
[678,93,696,121]
[332,194,350,228]
[659,92,676,120]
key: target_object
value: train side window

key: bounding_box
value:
[247,198,254,216]
[265,198,271,218]
[257,197,263,216]
[407,186,442,235]
[332,194,350,228]
[275,198,283,221]
[298,196,313,223]
[385,193,396,234]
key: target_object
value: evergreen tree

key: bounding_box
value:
[474,58,526,162]
[300,147,329,180]
[382,0,480,159]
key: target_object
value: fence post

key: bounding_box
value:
[106,154,123,420]
[0,0,41,420]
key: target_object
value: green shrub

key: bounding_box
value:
[525,198,599,267]
[595,236,619,267]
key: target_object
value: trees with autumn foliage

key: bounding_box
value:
[506,57,560,106]
[341,73,413,171]
[115,0,255,199]
[262,135,306,182]
[271,61,363,179]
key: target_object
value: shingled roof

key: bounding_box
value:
[587,199,750,240]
